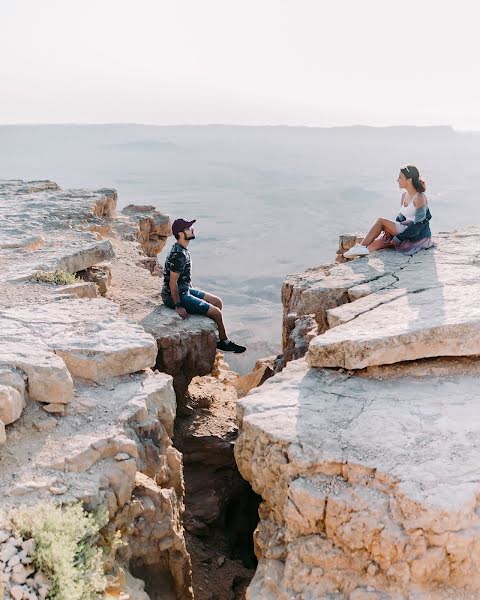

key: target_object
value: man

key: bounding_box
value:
[161,218,246,354]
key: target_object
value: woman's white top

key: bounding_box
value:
[399,193,419,221]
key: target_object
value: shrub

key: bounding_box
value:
[32,270,81,285]
[9,502,108,600]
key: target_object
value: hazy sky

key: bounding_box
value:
[1,0,479,128]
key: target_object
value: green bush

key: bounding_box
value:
[32,270,81,285]
[9,503,108,600]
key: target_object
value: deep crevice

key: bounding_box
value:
[173,410,261,600]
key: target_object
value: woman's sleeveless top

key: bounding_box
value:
[400,193,420,221]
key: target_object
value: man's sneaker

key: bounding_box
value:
[343,244,369,258]
[217,340,247,354]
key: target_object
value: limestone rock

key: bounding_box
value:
[326,287,407,328]
[281,251,407,346]
[141,306,217,405]
[76,263,112,296]
[236,358,480,599]
[308,283,480,369]
[0,419,5,444]
[0,338,74,404]
[1,299,157,382]
[54,282,98,298]
[335,232,363,263]
[0,365,26,397]
[277,313,318,370]
[122,205,171,257]
[0,370,192,598]
[0,180,117,283]
[0,384,25,425]
[283,229,480,372]
[235,358,275,398]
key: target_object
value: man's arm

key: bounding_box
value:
[170,271,188,319]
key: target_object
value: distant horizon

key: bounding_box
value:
[1,122,476,132]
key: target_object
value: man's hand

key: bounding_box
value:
[175,306,188,320]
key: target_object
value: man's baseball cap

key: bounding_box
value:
[172,218,196,237]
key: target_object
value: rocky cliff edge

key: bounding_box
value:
[236,229,480,600]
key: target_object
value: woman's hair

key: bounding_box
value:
[401,165,427,193]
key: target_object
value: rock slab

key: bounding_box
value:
[236,358,480,599]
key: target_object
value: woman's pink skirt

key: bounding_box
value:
[373,231,434,256]
[395,237,434,256]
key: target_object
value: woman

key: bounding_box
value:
[344,165,433,258]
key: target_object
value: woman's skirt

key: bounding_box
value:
[395,236,434,256]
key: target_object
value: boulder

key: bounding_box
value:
[0,338,74,405]
[0,384,25,425]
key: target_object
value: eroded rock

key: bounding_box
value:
[76,263,112,296]
[0,370,193,599]
[141,306,217,407]
[54,281,98,298]
[1,299,157,382]
[0,384,25,425]
[0,180,117,283]
[121,205,171,257]
[236,358,480,599]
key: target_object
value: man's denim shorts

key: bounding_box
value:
[162,288,211,315]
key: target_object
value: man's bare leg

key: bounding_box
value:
[206,305,228,340]
[202,292,223,310]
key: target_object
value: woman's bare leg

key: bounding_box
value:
[362,218,399,247]
[367,237,393,251]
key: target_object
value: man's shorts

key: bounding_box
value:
[162,288,211,316]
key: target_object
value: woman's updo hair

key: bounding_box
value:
[401,165,427,193]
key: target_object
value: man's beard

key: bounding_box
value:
[185,234,196,240]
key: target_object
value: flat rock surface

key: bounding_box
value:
[303,228,480,369]
[1,298,157,383]
[141,305,218,339]
[236,358,480,599]
[0,179,116,282]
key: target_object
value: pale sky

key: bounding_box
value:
[1,0,479,129]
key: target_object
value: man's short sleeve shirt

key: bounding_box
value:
[162,242,192,297]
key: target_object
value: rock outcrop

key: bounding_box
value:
[237,229,480,599]
[121,204,171,257]
[0,180,116,282]
[1,299,157,385]
[141,307,218,408]
[306,229,480,370]
[0,180,193,600]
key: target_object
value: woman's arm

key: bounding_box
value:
[411,193,427,223]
